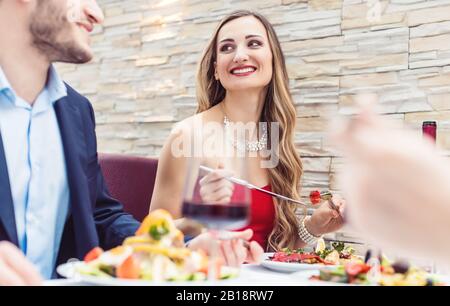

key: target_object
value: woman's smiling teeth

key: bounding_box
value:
[231,67,257,75]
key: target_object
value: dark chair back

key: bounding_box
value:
[99,153,158,222]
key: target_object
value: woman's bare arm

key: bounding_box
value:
[149,128,187,218]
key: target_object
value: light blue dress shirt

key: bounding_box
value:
[0,65,70,279]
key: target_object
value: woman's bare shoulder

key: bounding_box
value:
[170,106,222,136]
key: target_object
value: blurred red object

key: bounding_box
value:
[309,190,321,205]
[422,121,437,144]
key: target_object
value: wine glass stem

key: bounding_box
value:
[208,229,220,281]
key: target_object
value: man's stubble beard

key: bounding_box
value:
[29,3,92,64]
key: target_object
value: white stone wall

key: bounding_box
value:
[57,0,450,239]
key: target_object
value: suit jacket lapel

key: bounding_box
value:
[54,95,97,259]
[0,132,19,245]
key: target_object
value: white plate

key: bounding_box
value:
[290,270,361,286]
[260,253,336,273]
[291,269,450,286]
[57,261,239,286]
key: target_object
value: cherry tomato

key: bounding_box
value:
[309,190,322,205]
[117,255,140,279]
[83,247,103,263]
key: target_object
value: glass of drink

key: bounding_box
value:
[181,157,251,280]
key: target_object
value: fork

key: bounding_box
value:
[199,165,308,207]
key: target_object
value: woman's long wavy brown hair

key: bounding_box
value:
[196,10,303,251]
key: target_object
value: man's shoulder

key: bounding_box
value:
[63,82,93,110]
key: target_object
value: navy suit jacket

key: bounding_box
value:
[0,84,140,277]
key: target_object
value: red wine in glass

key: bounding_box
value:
[422,121,437,144]
[182,201,249,230]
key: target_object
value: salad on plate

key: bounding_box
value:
[57,209,238,283]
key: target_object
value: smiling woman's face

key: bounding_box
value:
[215,16,273,93]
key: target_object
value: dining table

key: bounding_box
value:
[43,263,309,286]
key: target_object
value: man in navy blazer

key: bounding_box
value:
[0,0,262,285]
[0,0,141,283]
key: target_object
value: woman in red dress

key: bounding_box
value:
[150,11,344,255]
